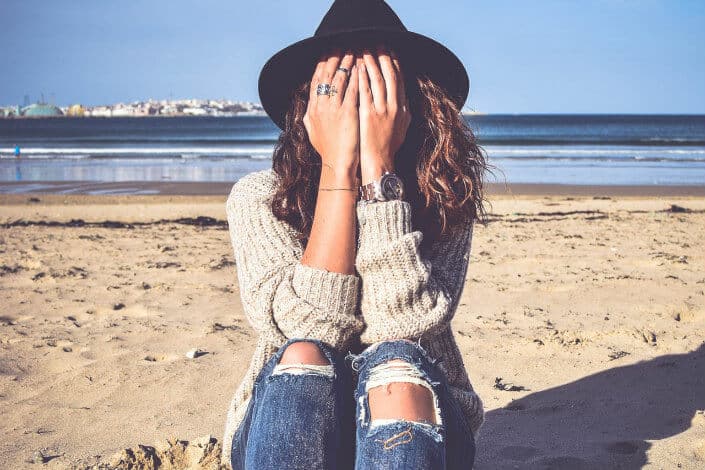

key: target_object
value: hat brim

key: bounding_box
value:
[258,28,470,131]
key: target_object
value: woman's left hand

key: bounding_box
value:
[357,45,412,186]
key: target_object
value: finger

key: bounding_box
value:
[376,45,398,108]
[332,50,355,104]
[343,62,359,108]
[357,56,373,113]
[321,48,343,102]
[389,49,408,108]
[309,57,327,106]
[362,48,386,111]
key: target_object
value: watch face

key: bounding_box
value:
[380,173,404,200]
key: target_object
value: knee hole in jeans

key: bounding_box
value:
[272,340,335,377]
[366,359,442,427]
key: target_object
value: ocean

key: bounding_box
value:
[1,114,704,192]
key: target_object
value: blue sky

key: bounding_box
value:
[1,0,704,113]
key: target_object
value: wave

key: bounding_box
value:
[490,156,705,163]
[0,137,279,145]
[486,147,705,155]
[3,144,705,163]
[0,146,273,160]
[4,137,705,147]
[475,138,705,146]
[483,146,705,159]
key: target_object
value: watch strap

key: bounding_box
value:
[359,171,404,202]
[359,179,383,202]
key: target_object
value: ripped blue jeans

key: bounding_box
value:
[230,338,476,469]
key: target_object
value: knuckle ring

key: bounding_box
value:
[336,66,350,76]
[316,83,332,96]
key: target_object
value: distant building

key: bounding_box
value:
[235,109,267,116]
[111,107,133,117]
[89,106,113,117]
[183,107,207,116]
[21,103,64,117]
[0,106,21,117]
[160,104,178,115]
[66,104,86,117]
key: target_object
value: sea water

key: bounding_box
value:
[1,114,704,190]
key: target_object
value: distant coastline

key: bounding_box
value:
[1,98,483,119]
[0,99,267,119]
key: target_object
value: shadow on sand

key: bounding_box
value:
[474,343,705,469]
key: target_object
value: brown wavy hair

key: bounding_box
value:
[270,68,496,251]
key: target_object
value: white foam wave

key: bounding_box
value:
[483,146,705,156]
[0,146,274,156]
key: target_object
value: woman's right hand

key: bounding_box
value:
[303,49,359,177]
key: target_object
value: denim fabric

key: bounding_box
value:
[230,338,475,470]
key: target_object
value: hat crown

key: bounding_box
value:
[314,0,407,36]
[258,0,469,131]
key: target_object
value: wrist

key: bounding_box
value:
[320,165,359,189]
[360,161,395,186]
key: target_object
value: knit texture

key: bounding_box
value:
[220,169,485,466]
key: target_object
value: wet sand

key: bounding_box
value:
[4,180,705,197]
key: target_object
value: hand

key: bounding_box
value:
[303,49,360,181]
[357,45,412,186]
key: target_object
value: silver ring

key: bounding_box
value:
[336,66,350,76]
[316,83,332,96]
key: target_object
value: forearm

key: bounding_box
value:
[355,200,474,343]
[226,170,364,347]
[300,163,359,275]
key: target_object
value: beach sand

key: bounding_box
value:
[1,184,704,469]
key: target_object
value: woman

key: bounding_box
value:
[221,1,493,468]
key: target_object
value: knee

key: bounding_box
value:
[279,340,330,366]
[367,359,441,425]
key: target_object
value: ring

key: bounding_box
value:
[336,66,350,76]
[316,83,332,96]
[329,84,339,97]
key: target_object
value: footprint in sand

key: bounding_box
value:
[96,304,161,318]
[672,307,704,323]
[142,353,178,363]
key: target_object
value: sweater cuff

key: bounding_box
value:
[356,199,412,243]
[272,262,363,350]
[291,262,360,317]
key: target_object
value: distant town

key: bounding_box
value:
[0,98,267,118]
[0,97,481,118]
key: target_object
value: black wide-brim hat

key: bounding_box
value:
[258,0,470,131]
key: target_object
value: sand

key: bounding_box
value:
[1,186,704,469]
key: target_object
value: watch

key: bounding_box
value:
[359,171,405,202]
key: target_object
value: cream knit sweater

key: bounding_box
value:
[220,168,485,465]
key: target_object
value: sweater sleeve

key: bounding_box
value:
[355,199,473,344]
[225,170,364,350]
